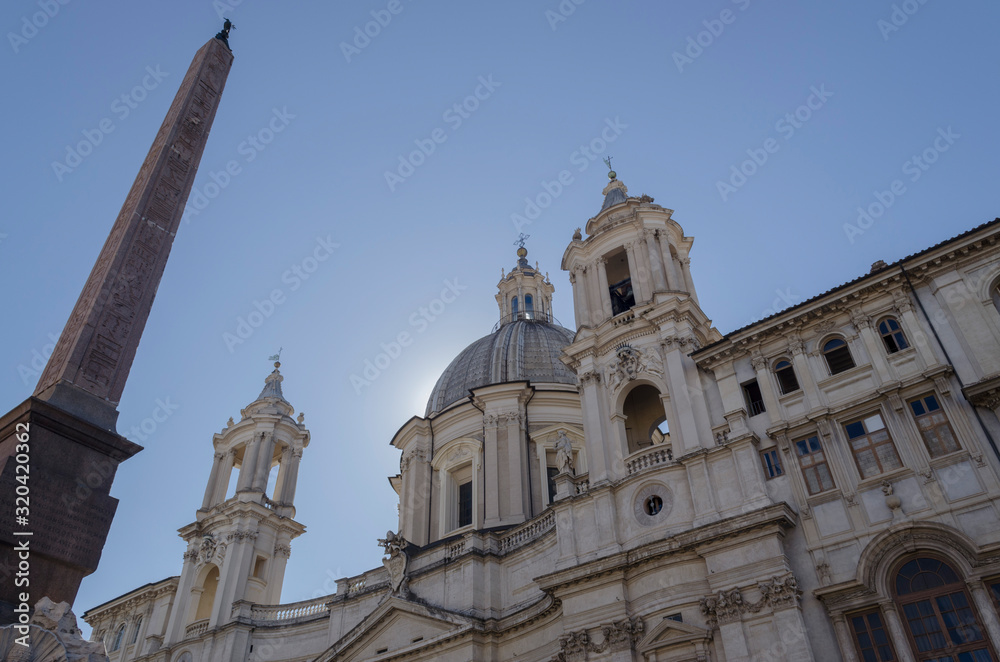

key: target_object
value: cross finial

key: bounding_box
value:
[603,156,618,181]
[514,233,530,249]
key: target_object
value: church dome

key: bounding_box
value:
[425,318,577,416]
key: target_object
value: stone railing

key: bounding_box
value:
[445,540,466,560]
[184,619,209,638]
[347,576,366,594]
[249,596,330,623]
[625,446,674,476]
[498,511,555,554]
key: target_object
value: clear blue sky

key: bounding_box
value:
[2,0,998,630]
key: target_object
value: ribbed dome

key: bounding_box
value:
[425,319,577,416]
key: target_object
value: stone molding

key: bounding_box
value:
[552,616,644,661]
[700,573,802,628]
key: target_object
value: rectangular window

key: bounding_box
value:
[844,413,902,479]
[458,480,473,528]
[909,394,960,458]
[742,379,766,416]
[794,435,835,495]
[849,609,897,661]
[760,448,784,479]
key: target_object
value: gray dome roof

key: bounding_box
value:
[425,319,577,416]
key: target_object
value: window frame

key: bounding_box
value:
[760,448,784,480]
[848,607,898,661]
[843,411,903,480]
[892,555,998,660]
[907,393,961,458]
[793,434,836,495]
[822,336,856,375]
[741,379,766,417]
[877,317,909,354]
[111,623,126,651]
[773,359,800,395]
[130,616,143,645]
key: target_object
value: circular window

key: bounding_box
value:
[633,482,672,526]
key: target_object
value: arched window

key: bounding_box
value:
[623,385,668,454]
[524,294,534,318]
[130,616,143,645]
[892,556,996,660]
[878,317,909,354]
[111,623,126,651]
[992,278,1000,317]
[773,359,800,394]
[511,296,519,318]
[823,338,855,375]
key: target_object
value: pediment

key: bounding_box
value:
[636,617,713,661]
[316,597,474,662]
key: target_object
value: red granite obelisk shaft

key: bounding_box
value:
[34,36,234,429]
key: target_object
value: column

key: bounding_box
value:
[832,614,861,662]
[897,300,936,367]
[851,311,889,386]
[570,269,587,328]
[659,238,680,290]
[625,242,647,304]
[772,607,816,662]
[880,601,916,662]
[213,448,237,503]
[968,580,1000,648]
[585,266,603,326]
[595,258,614,319]
[751,351,781,424]
[252,432,277,492]
[645,230,668,292]
[202,452,225,509]
[483,415,502,528]
[273,445,293,502]
[679,257,697,301]
[278,448,303,504]
[236,435,261,492]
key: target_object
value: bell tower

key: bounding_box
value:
[496,235,555,324]
[164,361,309,645]
[561,168,753,534]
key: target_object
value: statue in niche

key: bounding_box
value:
[555,431,575,476]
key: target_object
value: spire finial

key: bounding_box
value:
[514,233,530,261]
[268,348,283,369]
[603,156,616,180]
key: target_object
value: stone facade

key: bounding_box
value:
[83,174,1000,661]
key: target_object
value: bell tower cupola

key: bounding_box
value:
[496,235,556,325]
[164,359,309,645]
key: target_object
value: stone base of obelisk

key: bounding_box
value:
[0,397,141,624]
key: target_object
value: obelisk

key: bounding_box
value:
[0,26,235,621]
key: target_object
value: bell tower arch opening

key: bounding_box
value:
[622,384,670,454]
